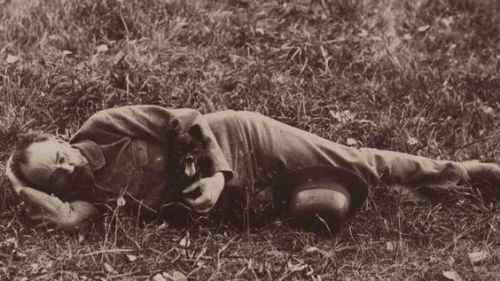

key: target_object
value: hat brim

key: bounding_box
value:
[275,165,369,213]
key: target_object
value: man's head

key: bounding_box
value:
[10,133,92,197]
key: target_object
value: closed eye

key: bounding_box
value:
[56,151,66,165]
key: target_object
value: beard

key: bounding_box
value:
[44,163,96,201]
[71,163,96,191]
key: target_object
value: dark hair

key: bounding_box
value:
[10,133,55,189]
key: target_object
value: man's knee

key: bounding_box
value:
[287,186,351,232]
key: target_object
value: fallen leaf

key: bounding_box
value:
[407,136,419,146]
[30,262,41,273]
[112,50,126,66]
[126,254,138,262]
[413,116,426,123]
[151,273,167,281]
[358,29,368,38]
[481,105,495,117]
[179,233,190,247]
[346,138,358,146]
[417,25,430,32]
[305,246,319,253]
[440,17,454,28]
[44,260,54,269]
[96,44,109,53]
[6,237,17,246]
[468,251,489,264]
[78,233,85,243]
[287,261,308,272]
[385,241,395,252]
[14,251,27,259]
[442,270,463,281]
[117,196,126,207]
[6,54,19,63]
[171,271,187,281]
[334,35,346,43]
[104,263,118,274]
[329,110,355,124]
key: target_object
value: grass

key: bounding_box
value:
[0,0,499,280]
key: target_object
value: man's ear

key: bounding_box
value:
[188,125,207,145]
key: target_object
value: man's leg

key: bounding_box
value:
[353,148,500,198]
[232,111,500,196]
[284,158,500,233]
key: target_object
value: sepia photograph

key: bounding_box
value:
[0,0,499,280]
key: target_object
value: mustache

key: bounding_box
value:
[72,164,95,189]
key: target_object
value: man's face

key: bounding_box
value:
[21,138,89,193]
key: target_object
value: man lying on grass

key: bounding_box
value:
[5,105,500,232]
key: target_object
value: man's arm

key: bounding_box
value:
[71,105,233,178]
[19,187,99,229]
[6,157,99,230]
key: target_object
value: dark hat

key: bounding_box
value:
[275,165,369,214]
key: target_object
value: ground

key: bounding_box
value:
[0,0,499,280]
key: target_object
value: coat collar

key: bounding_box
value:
[71,140,105,171]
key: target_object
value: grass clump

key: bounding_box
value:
[0,0,499,280]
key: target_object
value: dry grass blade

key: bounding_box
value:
[0,0,499,280]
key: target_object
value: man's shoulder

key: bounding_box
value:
[87,104,167,118]
[203,110,240,123]
[203,109,271,125]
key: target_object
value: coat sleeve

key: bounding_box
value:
[19,187,100,230]
[71,105,233,177]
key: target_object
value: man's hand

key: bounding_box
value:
[182,172,225,213]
